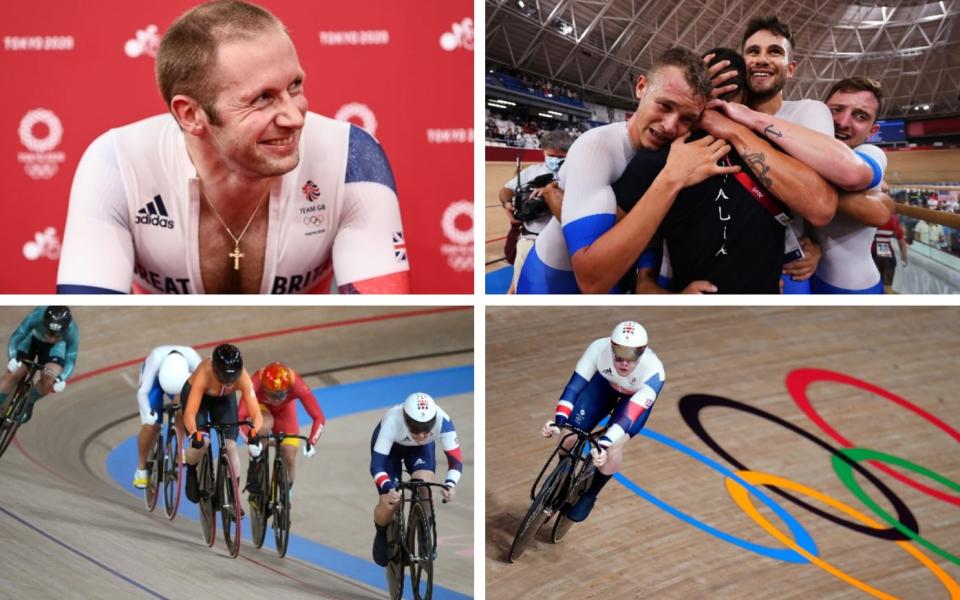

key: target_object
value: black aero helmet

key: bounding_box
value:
[43,306,72,335]
[211,343,243,384]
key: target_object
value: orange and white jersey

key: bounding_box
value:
[58,112,409,294]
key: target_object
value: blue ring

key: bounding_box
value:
[614,428,819,563]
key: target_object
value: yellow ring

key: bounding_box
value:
[725,470,960,599]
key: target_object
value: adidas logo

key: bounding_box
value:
[413,458,426,466]
[135,195,174,229]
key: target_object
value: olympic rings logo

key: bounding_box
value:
[613,369,959,598]
[303,215,324,228]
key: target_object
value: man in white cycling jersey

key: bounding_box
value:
[516,47,741,294]
[58,0,410,294]
[133,345,201,488]
[811,77,893,294]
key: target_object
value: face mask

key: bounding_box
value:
[545,156,565,173]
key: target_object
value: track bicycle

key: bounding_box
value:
[143,402,184,519]
[386,479,450,600]
[248,432,312,558]
[508,423,603,562]
[195,420,251,558]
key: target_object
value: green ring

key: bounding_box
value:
[832,447,960,566]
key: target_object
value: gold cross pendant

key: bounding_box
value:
[229,244,244,271]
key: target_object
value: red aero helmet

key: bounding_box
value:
[261,362,294,396]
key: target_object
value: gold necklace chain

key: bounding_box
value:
[202,192,268,271]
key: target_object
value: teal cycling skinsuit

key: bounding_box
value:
[3,307,80,422]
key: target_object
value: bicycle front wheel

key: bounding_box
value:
[220,453,242,558]
[551,465,594,543]
[386,515,405,600]
[408,501,435,600]
[272,459,291,557]
[0,384,29,460]
[249,446,270,549]
[144,434,163,512]
[508,459,568,562]
[198,451,216,547]
[162,426,183,520]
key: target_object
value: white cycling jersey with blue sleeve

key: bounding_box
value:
[516,122,635,293]
[57,112,408,294]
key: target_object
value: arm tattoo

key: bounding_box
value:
[742,148,774,189]
[763,124,783,139]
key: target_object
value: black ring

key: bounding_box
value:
[678,394,918,541]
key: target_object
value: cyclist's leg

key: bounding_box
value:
[245,406,273,492]
[565,379,621,522]
[372,427,404,566]
[272,403,299,484]
[215,393,242,481]
[21,359,62,424]
[183,387,211,503]
[135,379,164,485]
[562,373,616,451]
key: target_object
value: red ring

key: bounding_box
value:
[787,368,960,506]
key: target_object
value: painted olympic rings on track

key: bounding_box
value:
[615,428,818,563]
[726,470,960,599]
[678,394,918,541]
[832,447,960,566]
[788,368,960,506]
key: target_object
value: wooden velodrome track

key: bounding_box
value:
[486,307,960,599]
[0,306,473,599]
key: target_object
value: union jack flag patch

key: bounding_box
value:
[393,231,407,262]
[301,180,320,201]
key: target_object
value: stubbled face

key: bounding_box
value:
[206,29,308,178]
[743,29,795,99]
[827,89,880,148]
[633,66,704,150]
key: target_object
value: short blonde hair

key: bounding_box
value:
[155,1,288,125]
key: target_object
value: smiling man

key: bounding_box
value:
[58,1,409,294]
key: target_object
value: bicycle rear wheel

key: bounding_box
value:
[408,501,434,600]
[144,434,162,512]
[220,453,242,558]
[508,458,568,562]
[249,445,270,549]
[162,426,183,520]
[272,459,291,557]
[0,383,29,460]
[386,514,405,600]
[198,451,216,547]
[551,465,595,543]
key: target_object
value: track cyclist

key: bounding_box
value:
[0,307,79,424]
[182,343,262,504]
[370,392,464,566]
[542,320,665,522]
[133,345,202,489]
[238,361,325,493]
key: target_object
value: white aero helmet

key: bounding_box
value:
[158,351,191,396]
[610,321,648,362]
[402,392,438,434]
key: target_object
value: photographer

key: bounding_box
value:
[499,130,572,293]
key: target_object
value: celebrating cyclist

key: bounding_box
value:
[0,307,79,424]
[132,345,201,489]
[238,361,325,493]
[370,392,463,566]
[182,343,262,503]
[542,321,665,522]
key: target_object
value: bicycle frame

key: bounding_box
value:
[0,359,58,459]
[529,424,602,502]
